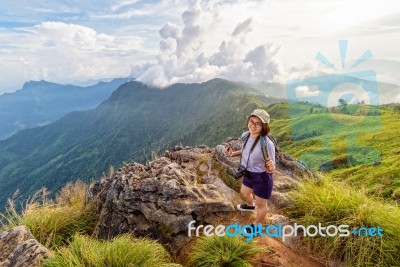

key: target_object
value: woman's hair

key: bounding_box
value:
[247,115,270,136]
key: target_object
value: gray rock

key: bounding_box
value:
[0,226,49,267]
[90,145,234,255]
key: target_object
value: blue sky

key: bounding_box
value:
[1,0,399,102]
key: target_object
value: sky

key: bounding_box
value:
[1,0,399,102]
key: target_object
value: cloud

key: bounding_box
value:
[232,18,252,36]
[132,1,282,88]
[0,22,146,93]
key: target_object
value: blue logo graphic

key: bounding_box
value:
[286,40,381,169]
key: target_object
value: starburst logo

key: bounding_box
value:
[316,40,373,72]
[286,40,381,170]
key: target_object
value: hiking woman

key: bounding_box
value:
[225,109,276,227]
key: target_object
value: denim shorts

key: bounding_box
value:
[242,171,273,199]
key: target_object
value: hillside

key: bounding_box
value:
[270,103,400,199]
[0,78,281,209]
[0,78,129,140]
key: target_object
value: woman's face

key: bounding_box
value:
[247,116,263,136]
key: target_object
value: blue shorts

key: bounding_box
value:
[243,171,273,199]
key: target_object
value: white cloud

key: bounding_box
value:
[132,1,282,88]
[0,22,146,93]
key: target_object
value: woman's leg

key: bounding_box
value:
[254,196,268,224]
[240,184,254,206]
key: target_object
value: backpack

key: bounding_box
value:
[240,131,280,165]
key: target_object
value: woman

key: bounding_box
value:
[225,109,275,228]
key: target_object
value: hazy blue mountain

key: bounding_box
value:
[0,78,282,209]
[0,78,130,140]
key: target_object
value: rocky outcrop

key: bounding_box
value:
[0,226,49,267]
[90,145,240,255]
[215,137,317,211]
[90,140,316,256]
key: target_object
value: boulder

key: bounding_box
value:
[0,226,49,267]
[90,145,237,254]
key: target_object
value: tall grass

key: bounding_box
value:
[43,234,181,267]
[0,181,98,249]
[188,235,265,267]
[287,178,400,266]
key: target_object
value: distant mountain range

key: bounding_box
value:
[0,78,129,140]
[0,78,282,209]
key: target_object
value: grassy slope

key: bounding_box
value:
[271,104,400,199]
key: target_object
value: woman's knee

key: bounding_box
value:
[255,198,267,208]
[240,185,253,197]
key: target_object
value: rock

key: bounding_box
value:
[212,178,242,206]
[90,140,319,258]
[0,226,49,267]
[90,145,234,255]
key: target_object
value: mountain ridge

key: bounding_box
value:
[0,78,129,140]
[0,78,281,209]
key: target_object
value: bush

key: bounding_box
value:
[42,234,180,267]
[0,181,98,248]
[188,235,264,267]
[287,178,400,266]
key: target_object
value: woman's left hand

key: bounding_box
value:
[265,157,275,172]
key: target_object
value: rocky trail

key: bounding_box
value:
[236,212,324,267]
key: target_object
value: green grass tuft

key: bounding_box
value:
[287,177,400,266]
[0,181,98,249]
[42,234,180,267]
[188,235,265,267]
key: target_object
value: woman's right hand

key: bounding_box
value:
[225,145,233,157]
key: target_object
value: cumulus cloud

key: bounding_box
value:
[132,1,282,88]
[232,18,252,36]
[0,21,145,93]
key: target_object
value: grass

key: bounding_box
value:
[0,180,99,249]
[272,106,400,200]
[287,177,400,266]
[188,235,265,267]
[42,234,181,267]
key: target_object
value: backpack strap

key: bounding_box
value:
[260,135,268,161]
[240,131,250,142]
[266,134,278,150]
[239,132,260,169]
[242,132,271,161]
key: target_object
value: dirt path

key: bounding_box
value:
[233,212,325,267]
[255,235,324,267]
[178,211,326,267]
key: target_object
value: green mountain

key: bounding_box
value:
[0,78,129,140]
[0,78,281,208]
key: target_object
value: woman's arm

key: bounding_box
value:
[225,145,242,157]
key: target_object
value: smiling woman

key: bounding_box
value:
[225,108,276,232]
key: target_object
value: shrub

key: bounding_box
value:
[42,234,180,267]
[188,235,264,267]
[0,181,98,249]
[287,178,400,266]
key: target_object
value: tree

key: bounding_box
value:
[338,98,349,114]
